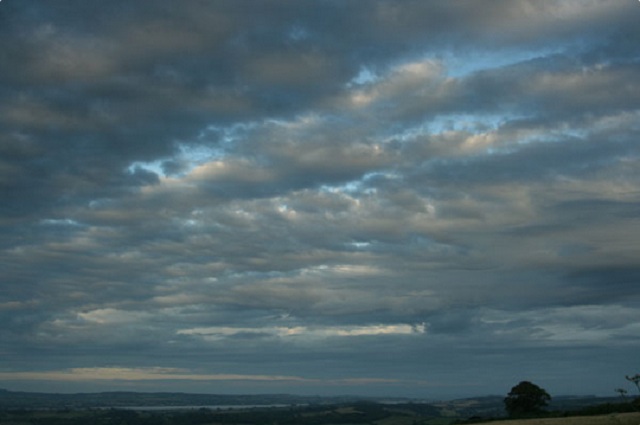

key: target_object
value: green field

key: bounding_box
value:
[474,412,640,425]
[1,409,639,425]
[1,389,638,425]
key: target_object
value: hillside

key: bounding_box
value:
[0,389,391,409]
[473,412,640,425]
[1,389,637,425]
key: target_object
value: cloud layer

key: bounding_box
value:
[1,0,639,397]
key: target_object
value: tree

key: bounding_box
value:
[626,374,640,393]
[504,381,551,417]
[615,387,628,400]
[624,373,640,412]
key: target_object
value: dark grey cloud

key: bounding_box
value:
[1,0,639,398]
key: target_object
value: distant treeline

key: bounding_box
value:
[2,400,638,425]
[0,388,386,409]
[455,399,640,424]
[1,388,637,425]
[0,402,438,425]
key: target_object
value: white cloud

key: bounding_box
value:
[0,367,307,382]
[178,323,426,341]
[77,308,151,325]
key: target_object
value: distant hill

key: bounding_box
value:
[0,389,405,409]
[0,388,630,421]
[1,391,638,425]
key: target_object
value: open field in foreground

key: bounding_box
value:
[476,412,640,425]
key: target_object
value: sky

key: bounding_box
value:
[1,0,639,399]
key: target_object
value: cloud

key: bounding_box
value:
[0,367,421,391]
[1,0,639,398]
[0,367,308,383]
[177,323,426,341]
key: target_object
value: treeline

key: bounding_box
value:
[0,402,441,425]
[561,399,639,417]
[0,389,370,410]
[2,391,637,425]
[454,399,640,424]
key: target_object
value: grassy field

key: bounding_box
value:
[474,412,640,425]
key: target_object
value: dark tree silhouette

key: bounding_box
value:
[615,387,628,400]
[504,381,551,417]
[626,374,640,393]
[624,373,640,412]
